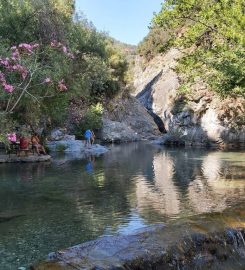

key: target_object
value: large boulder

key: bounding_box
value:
[32,223,245,270]
[102,95,161,142]
[47,140,108,156]
[101,119,140,143]
[49,128,75,141]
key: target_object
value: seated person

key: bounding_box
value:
[18,136,31,156]
[19,136,30,150]
[31,133,46,155]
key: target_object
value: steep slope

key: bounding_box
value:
[133,48,245,148]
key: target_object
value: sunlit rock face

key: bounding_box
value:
[101,96,161,142]
[133,48,245,147]
[101,119,140,143]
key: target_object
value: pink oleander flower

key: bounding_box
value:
[50,40,74,59]
[11,50,20,60]
[0,72,5,82]
[58,79,68,91]
[15,64,28,79]
[18,43,37,54]
[19,43,32,50]
[21,69,28,80]
[0,58,10,68]
[15,64,23,70]
[50,40,57,47]
[7,133,17,142]
[3,83,14,93]
[67,52,75,59]
[62,46,67,53]
[44,77,52,84]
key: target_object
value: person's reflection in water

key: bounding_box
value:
[19,162,48,182]
[19,164,33,182]
[85,154,95,174]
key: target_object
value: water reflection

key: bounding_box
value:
[134,148,245,221]
[136,152,180,219]
[84,155,95,174]
[188,152,245,213]
[0,143,244,269]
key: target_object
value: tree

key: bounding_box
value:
[0,0,129,143]
[154,0,245,96]
[0,41,74,139]
[0,0,75,45]
[138,26,171,61]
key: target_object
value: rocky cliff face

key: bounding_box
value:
[133,48,245,148]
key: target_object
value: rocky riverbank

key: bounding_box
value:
[0,154,51,163]
[47,140,108,156]
[32,223,245,270]
[47,128,109,157]
[31,203,245,270]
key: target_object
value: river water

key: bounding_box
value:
[0,142,244,269]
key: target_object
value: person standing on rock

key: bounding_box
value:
[84,129,92,147]
[91,130,95,145]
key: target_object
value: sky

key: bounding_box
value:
[75,0,163,45]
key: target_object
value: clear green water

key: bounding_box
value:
[0,143,244,269]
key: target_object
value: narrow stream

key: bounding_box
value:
[0,142,244,269]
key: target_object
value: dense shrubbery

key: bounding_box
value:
[138,0,244,97]
[0,0,128,139]
[137,27,172,61]
[153,0,245,97]
[73,103,103,139]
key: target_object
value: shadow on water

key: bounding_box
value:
[0,142,244,269]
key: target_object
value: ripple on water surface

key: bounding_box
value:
[0,143,244,269]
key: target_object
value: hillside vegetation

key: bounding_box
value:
[139,0,245,97]
[0,0,128,138]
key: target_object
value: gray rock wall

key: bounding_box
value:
[133,48,245,148]
[101,95,161,142]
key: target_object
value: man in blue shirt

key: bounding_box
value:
[84,129,92,147]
